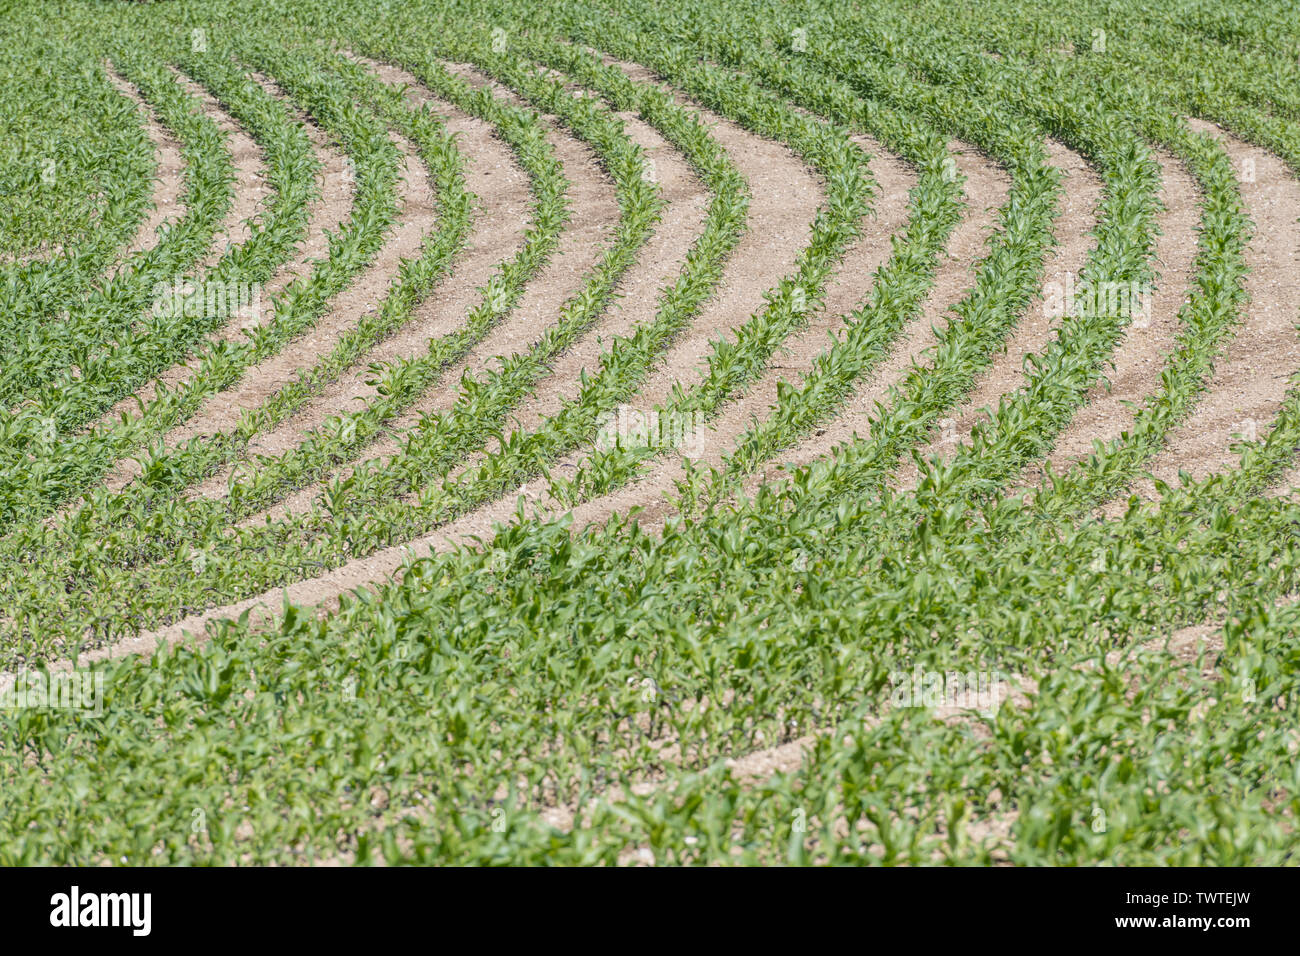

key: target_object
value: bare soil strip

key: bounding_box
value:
[74,118,911,665]
[100,114,427,497]
[99,73,351,500]
[1109,121,1300,507]
[254,76,354,304]
[264,55,824,526]
[738,142,1011,495]
[469,64,720,460]
[416,57,823,515]
[536,130,908,528]
[94,73,351,457]
[1267,465,1300,499]
[87,68,275,460]
[735,137,916,402]
[568,60,823,435]
[891,140,1103,492]
[235,58,817,531]
[163,127,431,445]
[50,62,831,663]
[193,59,540,504]
[379,61,616,444]
[104,66,188,273]
[1019,149,1200,485]
[234,59,622,520]
[179,65,272,268]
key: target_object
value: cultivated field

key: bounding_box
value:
[1,0,1299,865]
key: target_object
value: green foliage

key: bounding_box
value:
[1,0,1299,866]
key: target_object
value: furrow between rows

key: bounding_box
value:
[103,67,188,274]
[194,60,537,506]
[1119,122,1300,505]
[891,139,1102,493]
[741,141,1010,495]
